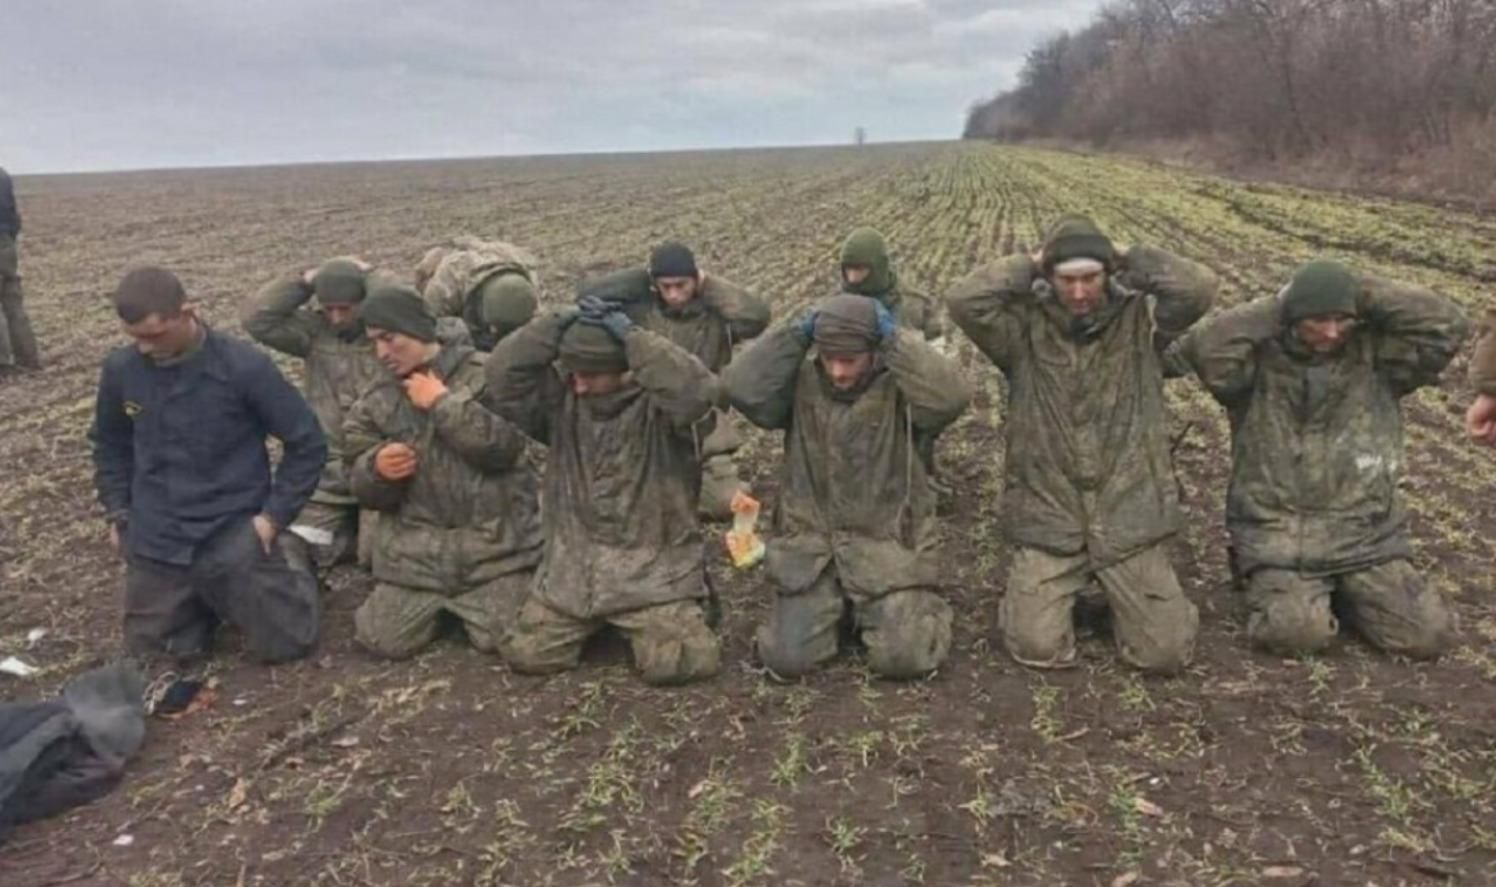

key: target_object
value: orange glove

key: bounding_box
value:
[404,371,449,411]
[374,443,418,481]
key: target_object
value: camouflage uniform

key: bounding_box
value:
[724,315,970,678]
[343,340,542,658]
[1471,308,1496,395]
[483,312,721,685]
[0,167,40,371]
[946,242,1216,672]
[241,274,386,568]
[1168,275,1467,658]
[417,236,539,352]
[602,267,772,519]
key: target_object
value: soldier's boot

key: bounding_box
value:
[698,453,746,522]
[858,589,953,680]
[616,600,721,686]
[1244,568,1338,656]
[1337,560,1455,660]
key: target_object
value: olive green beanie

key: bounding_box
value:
[1281,260,1361,323]
[478,271,538,332]
[1040,215,1116,273]
[313,259,366,305]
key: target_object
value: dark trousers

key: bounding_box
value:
[0,234,39,369]
[124,518,320,664]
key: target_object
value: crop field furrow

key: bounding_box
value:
[2,142,1494,887]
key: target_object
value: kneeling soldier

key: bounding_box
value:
[483,282,722,685]
[344,285,542,658]
[725,294,970,678]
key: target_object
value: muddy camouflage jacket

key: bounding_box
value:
[241,275,387,507]
[945,247,1217,565]
[725,323,970,596]
[840,277,943,342]
[1168,277,1468,577]
[419,237,539,351]
[344,341,542,593]
[483,313,716,619]
[1470,308,1496,395]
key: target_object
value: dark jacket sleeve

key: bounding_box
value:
[1167,296,1279,406]
[701,275,771,343]
[430,374,529,472]
[88,353,133,523]
[240,275,320,358]
[624,328,717,431]
[241,350,327,528]
[0,170,18,236]
[883,327,971,433]
[722,321,809,431]
[482,311,570,445]
[1116,245,1217,339]
[342,388,410,512]
[944,254,1033,375]
[1359,274,1470,395]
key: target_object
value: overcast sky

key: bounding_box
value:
[1,0,1101,173]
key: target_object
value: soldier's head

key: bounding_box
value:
[1282,260,1361,355]
[360,284,440,377]
[840,227,893,295]
[477,272,538,343]
[559,321,630,397]
[312,259,368,330]
[814,295,881,393]
[649,242,701,311]
[113,267,200,361]
[1040,215,1115,318]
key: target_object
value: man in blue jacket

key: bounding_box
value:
[89,267,327,663]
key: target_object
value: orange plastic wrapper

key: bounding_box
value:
[724,490,766,569]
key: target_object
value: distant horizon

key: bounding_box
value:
[9,136,964,179]
[2,1,1100,177]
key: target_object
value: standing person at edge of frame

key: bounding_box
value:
[416,235,540,352]
[724,294,971,679]
[1465,306,1496,447]
[577,243,771,520]
[240,258,387,573]
[341,285,543,659]
[481,276,722,686]
[0,165,41,375]
[89,267,326,664]
[945,215,1217,673]
[1167,260,1467,658]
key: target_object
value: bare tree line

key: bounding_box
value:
[966,0,1496,179]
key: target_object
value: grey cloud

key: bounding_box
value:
[1,0,1103,172]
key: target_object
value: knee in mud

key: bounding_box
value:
[636,633,721,686]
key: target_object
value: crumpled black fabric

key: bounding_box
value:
[0,663,146,842]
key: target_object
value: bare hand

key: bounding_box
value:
[252,513,278,555]
[302,268,318,285]
[403,371,449,411]
[109,523,123,556]
[1466,393,1496,446]
[374,443,419,481]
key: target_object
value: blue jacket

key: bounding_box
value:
[89,326,327,565]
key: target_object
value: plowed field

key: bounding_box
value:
[2,142,1494,886]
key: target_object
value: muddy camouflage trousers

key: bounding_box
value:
[756,567,953,680]
[1000,544,1198,673]
[124,518,320,664]
[1245,559,1453,659]
[501,596,721,685]
[355,569,533,660]
[0,235,39,370]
